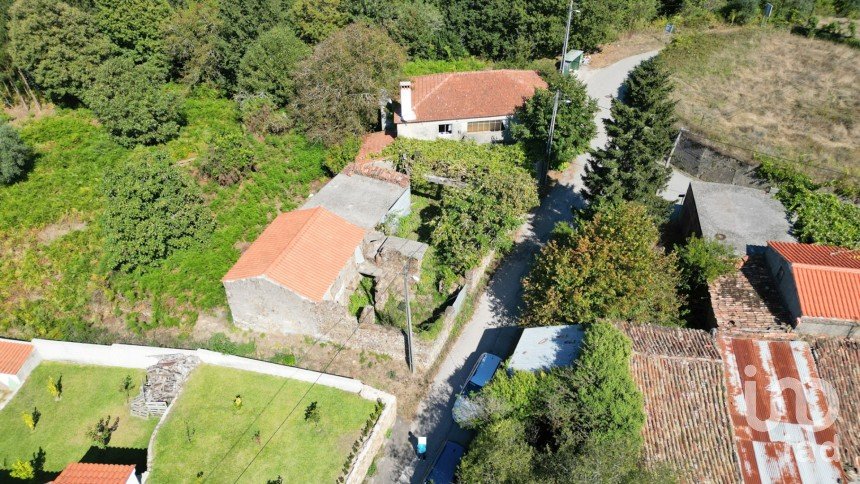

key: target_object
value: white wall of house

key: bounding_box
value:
[396,115,511,144]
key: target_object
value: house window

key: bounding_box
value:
[438,124,452,134]
[467,120,504,133]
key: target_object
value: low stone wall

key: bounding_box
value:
[1,338,396,483]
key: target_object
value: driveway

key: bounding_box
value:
[371,50,691,483]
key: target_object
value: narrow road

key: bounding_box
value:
[372,50,690,483]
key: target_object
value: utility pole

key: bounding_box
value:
[403,263,414,373]
[542,0,576,189]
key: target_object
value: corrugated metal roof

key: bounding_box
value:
[397,70,547,123]
[717,336,844,483]
[0,339,34,375]
[54,463,136,484]
[508,325,584,373]
[222,207,365,302]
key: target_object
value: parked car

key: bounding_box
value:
[425,440,465,484]
[452,352,502,425]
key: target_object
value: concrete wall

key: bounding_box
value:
[764,247,803,323]
[796,317,860,339]
[396,115,510,144]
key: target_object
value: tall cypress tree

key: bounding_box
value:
[581,57,676,213]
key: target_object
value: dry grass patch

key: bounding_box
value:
[660,27,859,183]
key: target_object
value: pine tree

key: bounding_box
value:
[581,57,677,213]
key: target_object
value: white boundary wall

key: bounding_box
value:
[0,337,396,482]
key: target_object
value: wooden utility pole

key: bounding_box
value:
[542,0,577,189]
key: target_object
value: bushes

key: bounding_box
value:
[522,203,684,327]
[324,135,361,175]
[101,150,213,272]
[675,236,737,293]
[0,123,31,184]
[199,130,258,185]
[86,56,183,147]
[237,26,310,105]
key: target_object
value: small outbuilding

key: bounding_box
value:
[0,339,39,391]
[302,173,410,230]
[679,181,794,255]
[508,325,585,373]
[222,207,366,336]
[53,463,139,484]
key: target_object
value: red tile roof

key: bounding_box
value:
[54,463,135,484]
[354,131,395,165]
[769,242,860,322]
[0,339,34,375]
[709,255,793,334]
[397,70,547,123]
[717,336,845,483]
[222,207,365,302]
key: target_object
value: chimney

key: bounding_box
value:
[400,81,416,122]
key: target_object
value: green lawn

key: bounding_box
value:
[148,365,376,483]
[0,362,156,473]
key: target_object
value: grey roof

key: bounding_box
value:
[688,181,795,255]
[508,325,585,373]
[564,49,584,61]
[302,174,408,230]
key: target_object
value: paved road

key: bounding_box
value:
[372,50,691,483]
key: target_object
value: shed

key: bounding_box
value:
[562,49,584,75]
[0,339,40,391]
[679,181,794,255]
[508,325,585,373]
[302,173,410,230]
[53,463,139,484]
[222,207,366,335]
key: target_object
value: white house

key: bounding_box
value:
[394,70,547,144]
[0,339,40,391]
[53,463,139,484]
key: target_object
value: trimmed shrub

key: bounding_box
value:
[0,123,32,185]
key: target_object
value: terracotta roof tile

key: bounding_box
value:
[354,131,395,164]
[810,338,860,475]
[770,242,860,322]
[618,322,721,360]
[222,207,365,302]
[54,463,136,484]
[0,339,34,375]
[708,255,794,333]
[397,70,547,123]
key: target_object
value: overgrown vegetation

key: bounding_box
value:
[458,322,668,482]
[674,236,738,325]
[757,158,860,248]
[389,139,538,276]
[523,203,684,327]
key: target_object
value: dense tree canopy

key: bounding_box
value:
[215,0,290,89]
[292,22,405,145]
[102,150,213,273]
[94,0,172,67]
[289,0,349,44]
[237,25,310,105]
[7,0,114,101]
[85,56,183,147]
[0,123,31,185]
[522,202,683,327]
[163,0,223,87]
[511,72,598,169]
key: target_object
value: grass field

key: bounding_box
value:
[0,363,155,473]
[0,89,327,342]
[148,365,375,483]
[659,27,859,185]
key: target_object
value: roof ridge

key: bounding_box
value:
[411,73,452,114]
[265,207,326,278]
[793,263,860,274]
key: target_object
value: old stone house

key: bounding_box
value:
[394,70,547,144]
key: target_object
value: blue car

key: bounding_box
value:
[425,440,465,484]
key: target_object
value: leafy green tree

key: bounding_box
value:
[723,0,760,24]
[86,415,120,448]
[292,22,405,145]
[675,236,737,294]
[102,150,213,272]
[511,72,598,169]
[582,59,676,212]
[382,1,445,59]
[522,203,683,327]
[0,123,32,185]
[7,0,114,101]
[85,56,183,147]
[215,0,291,89]
[163,0,224,87]
[458,418,536,483]
[94,0,172,67]
[199,129,257,185]
[237,25,310,105]
[289,0,349,44]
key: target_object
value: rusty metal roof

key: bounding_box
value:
[0,339,34,375]
[717,336,845,483]
[222,207,365,302]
